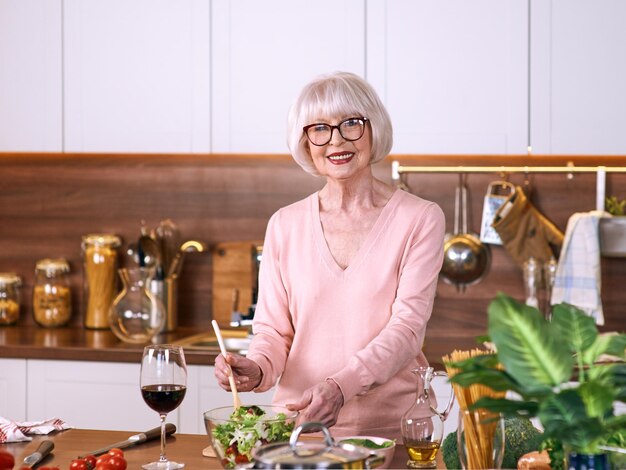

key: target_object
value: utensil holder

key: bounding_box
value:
[150,276,178,333]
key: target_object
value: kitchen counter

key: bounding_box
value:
[0,325,479,368]
[0,427,446,469]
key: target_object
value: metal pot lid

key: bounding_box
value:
[252,422,380,469]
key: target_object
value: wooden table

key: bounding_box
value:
[1,428,446,469]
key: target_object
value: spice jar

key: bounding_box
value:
[0,273,22,326]
[33,258,72,327]
[82,234,121,329]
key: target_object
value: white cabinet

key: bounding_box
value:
[17,360,272,435]
[27,359,159,431]
[367,0,529,154]
[210,0,366,153]
[62,0,211,152]
[0,358,27,422]
[0,0,62,151]
[530,0,626,154]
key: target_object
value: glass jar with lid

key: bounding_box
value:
[33,258,72,327]
[82,234,122,329]
[0,273,22,326]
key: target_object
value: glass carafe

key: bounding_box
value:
[401,366,455,469]
[109,267,165,344]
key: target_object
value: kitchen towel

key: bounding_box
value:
[0,417,71,443]
[551,210,607,325]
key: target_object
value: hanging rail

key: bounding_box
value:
[391,160,626,180]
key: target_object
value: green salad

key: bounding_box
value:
[212,405,294,468]
[340,438,395,449]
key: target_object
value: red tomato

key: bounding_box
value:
[95,454,111,467]
[107,448,124,459]
[104,455,127,470]
[70,459,89,470]
[235,453,249,464]
[0,450,15,470]
[84,455,97,469]
[95,462,115,470]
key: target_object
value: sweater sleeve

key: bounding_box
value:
[246,210,294,392]
[328,202,445,402]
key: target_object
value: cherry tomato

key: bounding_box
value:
[70,459,89,470]
[95,462,115,470]
[84,455,97,469]
[95,454,111,467]
[104,455,127,470]
[0,450,15,470]
[107,448,124,459]
[235,453,249,464]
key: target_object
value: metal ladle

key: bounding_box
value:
[441,174,491,292]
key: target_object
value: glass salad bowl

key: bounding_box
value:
[203,405,297,468]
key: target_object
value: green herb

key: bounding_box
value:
[605,195,626,215]
[340,438,394,449]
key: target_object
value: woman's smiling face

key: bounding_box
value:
[306,115,372,180]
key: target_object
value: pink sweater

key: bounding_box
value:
[247,189,445,439]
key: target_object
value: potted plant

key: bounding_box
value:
[600,195,626,257]
[448,292,626,469]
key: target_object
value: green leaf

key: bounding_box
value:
[488,293,573,392]
[582,333,626,364]
[538,390,603,451]
[578,381,615,418]
[589,363,626,402]
[450,368,524,394]
[551,303,598,358]
[471,396,540,416]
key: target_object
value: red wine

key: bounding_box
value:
[141,384,186,413]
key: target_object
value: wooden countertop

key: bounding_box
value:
[0,325,479,369]
[0,427,446,469]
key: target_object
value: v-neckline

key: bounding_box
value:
[311,189,400,276]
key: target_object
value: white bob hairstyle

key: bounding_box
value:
[287,71,393,176]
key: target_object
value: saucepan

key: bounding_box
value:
[440,174,491,292]
[251,422,385,469]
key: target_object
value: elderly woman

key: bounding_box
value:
[214,71,445,439]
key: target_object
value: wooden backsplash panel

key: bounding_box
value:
[1,153,624,338]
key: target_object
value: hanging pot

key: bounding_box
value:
[251,422,385,469]
[441,174,491,292]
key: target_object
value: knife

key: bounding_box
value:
[23,440,54,468]
[78,423,176,458]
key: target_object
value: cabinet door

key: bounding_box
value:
[210,0,365,153]
[531,0,626,154]
[0,358,27,422]
[27,359,173,431]
[0,0,62,151]
[367,0,528,154]
[63,0,211,152]
[179,365,274,434]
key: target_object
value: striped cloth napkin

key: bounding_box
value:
[551,210,608,325]
[0,417,71,443]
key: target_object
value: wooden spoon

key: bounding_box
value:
[211,320,242,409]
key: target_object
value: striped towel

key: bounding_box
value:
[0,417,71,443]
[551,211,608,325]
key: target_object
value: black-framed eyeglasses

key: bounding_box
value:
[303,117,368,146]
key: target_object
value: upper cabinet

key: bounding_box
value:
[63,0,211,152]
[1,1,625,154]
[530,0,626,154]
[367,0,529,154]
[0,0,62,151]
[209,0,365,153]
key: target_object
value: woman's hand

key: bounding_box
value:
[214,353,263,392]
[286,379,344,429]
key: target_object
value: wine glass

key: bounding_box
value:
[140,344,187,469]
